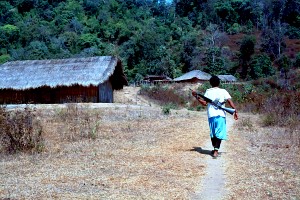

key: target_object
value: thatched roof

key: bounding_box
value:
[173,70,211,82]
[0,56,128,90]
[218,75,237,82]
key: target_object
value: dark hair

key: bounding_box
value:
[209,75,220,87]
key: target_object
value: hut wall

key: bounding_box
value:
[54,85,98,103]
[0,85,99,104]
[98,80,113,103]
[175,77,208,83]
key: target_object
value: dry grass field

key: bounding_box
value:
[0,103,211,199]
[1,86,299,200]
[225,114,300,200]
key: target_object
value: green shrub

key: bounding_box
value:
[0,54,10,64]
[161,103,177,115]
[162,105,171,115]
[196,105,203,111]
[227,23,242,35]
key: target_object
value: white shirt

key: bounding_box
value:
[204,87,231,118]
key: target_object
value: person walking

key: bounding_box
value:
[192,75,238,158]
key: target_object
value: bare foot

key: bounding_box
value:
[213,150,218,158]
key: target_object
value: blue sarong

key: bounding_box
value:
[208,116,227,140]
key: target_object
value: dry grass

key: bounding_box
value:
[225,113,300,200]
[2,86,299,199]
[0,104,209,199]
[0,106,44,154]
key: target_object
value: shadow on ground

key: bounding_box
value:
[190,147,226,157]
[190,147,213,157]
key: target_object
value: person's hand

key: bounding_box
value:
[192,91,197,97]
[233,111,238,120]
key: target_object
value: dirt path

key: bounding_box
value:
[192,116,235,200]
[114,86,154,106]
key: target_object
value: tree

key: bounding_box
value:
[0,1,14,23]
[214,0,238,30]
[83,0,101,15]
[294,53,300,68]
[180,31,202,72]
[17,0,36,13]
[250,0,263,30]
[48,36,71,58]
[25,41,49,60]
[282,0,300,39]
[277,54,291,79]
[78,33,100,49]
[202,23,228,74]
[260,20,287,58]
[272,20,288,57]
[60,31,80,54]
[249,54,275,79]
[0,24,20,46]
[239,35,256,79]
[0,24,20,54]
[203,47,227,74]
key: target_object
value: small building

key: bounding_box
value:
[0,56,128,104]
[140,75,172,85]
[173,70,237,84]
[173,70,211,83]
[217,75,237,83]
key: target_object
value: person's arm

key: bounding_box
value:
[192,91,208,106]
[227,98,238,120]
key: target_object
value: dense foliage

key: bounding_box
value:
[0,0,299,82]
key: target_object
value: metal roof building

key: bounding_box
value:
[173,70,212,83]
[173,70,237,83]
[217,75,237,82]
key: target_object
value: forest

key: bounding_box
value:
[0,0,299,83]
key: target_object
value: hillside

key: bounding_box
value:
[1,0,299,82]
[227,32,300,57]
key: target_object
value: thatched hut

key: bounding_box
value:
[0,56,128,104]
[140,75,173,85]
[173,70,211,83]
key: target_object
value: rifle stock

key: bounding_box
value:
[190,88,236,115]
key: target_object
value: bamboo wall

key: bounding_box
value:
[98,80,113,103]
[0,82,114,104]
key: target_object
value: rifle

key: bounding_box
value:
[189,88,236,115]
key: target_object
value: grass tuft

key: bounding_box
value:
[0,106,44,154]
[55,104,101,141]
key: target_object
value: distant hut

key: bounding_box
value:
[217,75,237,83]
[0,56,128,104]
[173,70,211,83]
[141,75,172,85]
